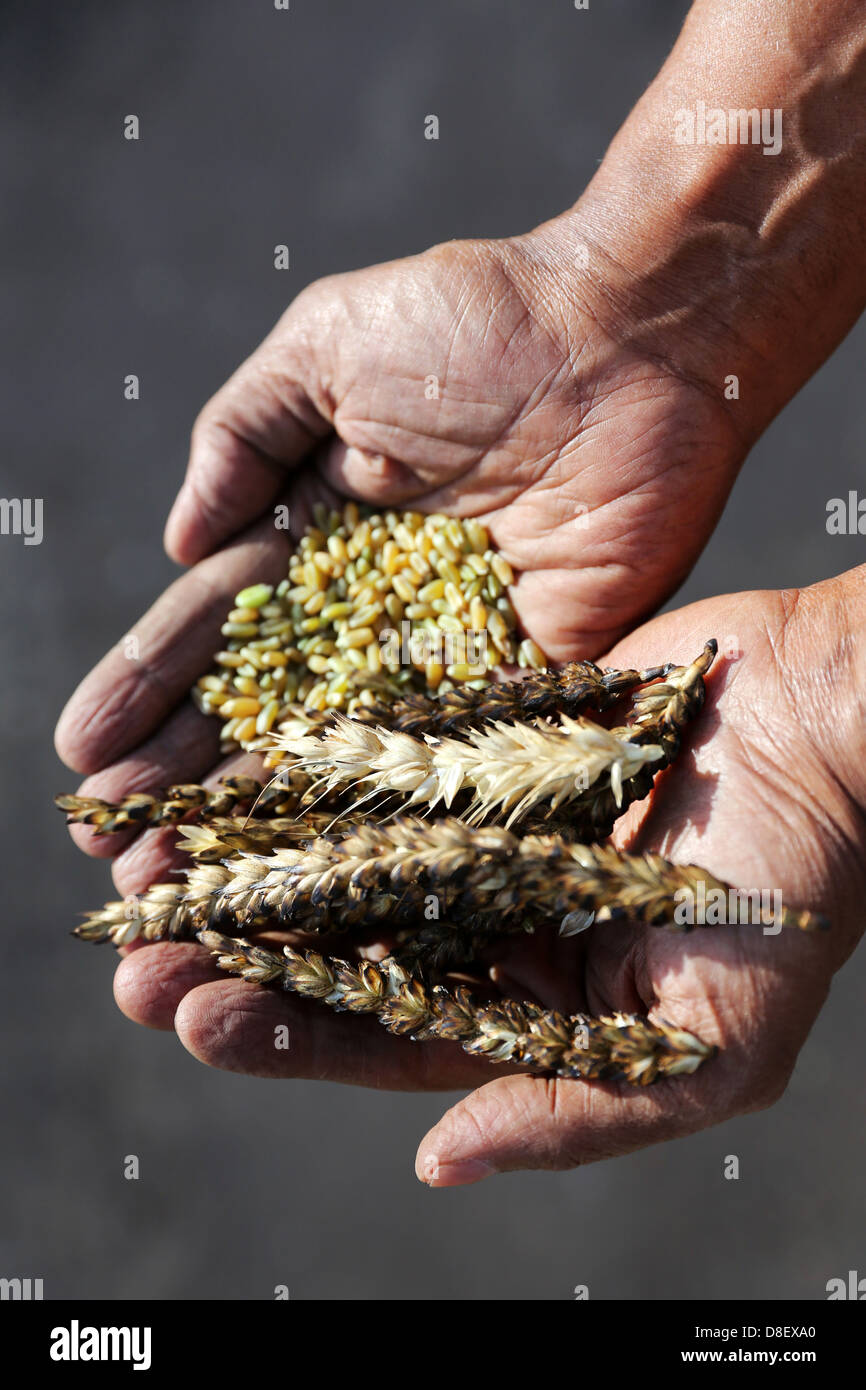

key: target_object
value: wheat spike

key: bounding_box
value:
[198,931,715,1084]
[267,642,719,830]
[54,772,321,836]
[271,713,665,827]
[74,864,232,946]
[622,640,717,756]
[336,659,673,738]
[173,812,377,863]
[199,816,828,937]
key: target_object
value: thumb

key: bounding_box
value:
[165,291,335,565]
[415,1072,711,1186]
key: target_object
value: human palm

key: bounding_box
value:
[99,578,864,1182]
[168,234,746,652]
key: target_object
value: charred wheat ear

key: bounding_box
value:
[55,772,322,835]
[198,931,714,1083]
[389,918,523,975]
[74,864,232,946]
[346,659,674,738]
[199,817,828,937]
[174,814,373,862]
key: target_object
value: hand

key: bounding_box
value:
[54,226,747,891]
[105,569,866,1183]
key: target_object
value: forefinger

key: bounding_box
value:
[54,517,293,776]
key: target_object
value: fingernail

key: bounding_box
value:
[417,1155,498,1187]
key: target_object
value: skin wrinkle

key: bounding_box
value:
[532,231,755,450]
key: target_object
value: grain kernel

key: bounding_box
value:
[408,551,430,579]
[384,594,404,623]
[425,660,445,686]
[348,602,383,628]
[235,716,260,744]
[392,575,417,604]
[235,676,262,698]
[446,663,486,681]
[519,639,548,671]
[320,601,353,622]
[327,534,348,564]
[235,583,274,609]
[491,554,514,586]
[256,699,281,735]
[341,626,376,648]
[418,579,445,602]
[393,523,416,551]
[465,519,488,553]
[469,597,488,630]
[219,697,262,719]
[444,582,465,614]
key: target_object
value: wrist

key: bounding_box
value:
[513,0,866,445]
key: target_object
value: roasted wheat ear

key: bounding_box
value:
[199,931,715,1084]
[75,864,232,946]
[55,772,319,836]
[197,816,827,937]
[332,658,674,738]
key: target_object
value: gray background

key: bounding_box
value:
[1,0,863,1300]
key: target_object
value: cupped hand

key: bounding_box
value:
[105,570,866,1183]
[55,227,749,873]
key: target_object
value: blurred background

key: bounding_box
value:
[1,0,863,1300]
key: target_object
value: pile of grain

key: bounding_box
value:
[193,503,546,753]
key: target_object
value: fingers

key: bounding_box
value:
[413,946,818,1186]
[114,944,498,1089]
[63,701,222,862]
[318,436,426,507]
[164,310,333,565]
[415,1066,715,1187]
[55,517,292,775]
[106,751,265,898]
[114,943,224,1030]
